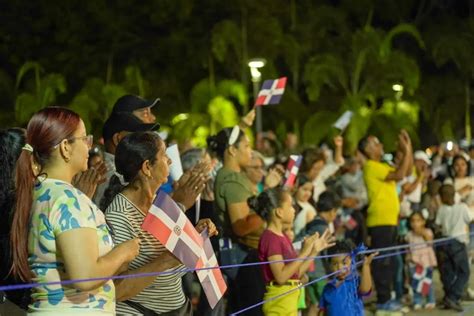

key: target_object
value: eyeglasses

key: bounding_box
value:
[70,135,94,148]
[54,135,93,149]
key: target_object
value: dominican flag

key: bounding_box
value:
[196,230,227,309]
[284,155,302,188]
[255,77,287,106]
[411,264,433,296]
[142,191,204,269]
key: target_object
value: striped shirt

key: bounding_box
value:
[105,194,186,315]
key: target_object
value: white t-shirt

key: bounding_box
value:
[293,201,317,236]
[435,203,473,244]
[312,162,343,203]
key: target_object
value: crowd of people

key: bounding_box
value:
[0,95,474,315]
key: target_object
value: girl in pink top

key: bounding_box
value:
[406,211,437,310]
[250,187,334,315]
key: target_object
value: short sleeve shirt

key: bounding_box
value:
[214,167,264,248]
[435,203,473,244]
[363,160,400,227]
[28,178,115,314]
[258,230,298,283]
[319,277,365,316]
[406,229,437,268]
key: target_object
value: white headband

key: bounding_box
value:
[228,126,240,146]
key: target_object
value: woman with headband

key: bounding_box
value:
[10,107,139,315]
[208,124,266,315]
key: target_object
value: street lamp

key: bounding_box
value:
[392,84,403,92]
[248,58,266,149]
[392,83,404,101]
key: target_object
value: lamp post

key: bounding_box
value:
[248,58,266,150]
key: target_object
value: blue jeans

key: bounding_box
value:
[393,254,405,300]
[438,240,470,301]
[409,266,435,305]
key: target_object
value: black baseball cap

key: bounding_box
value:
[103,112,160,141]
[112,94,160,114]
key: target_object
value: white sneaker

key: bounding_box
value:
[468,287,474,299]
[425,303,435,309]
[413,304,422,310]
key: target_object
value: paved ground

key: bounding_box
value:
[363,270,474,316]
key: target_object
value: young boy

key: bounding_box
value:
[296,191,341,314]
[318,240,376,315]
[436,184,473,312]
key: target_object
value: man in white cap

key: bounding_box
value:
[400,150,432,212]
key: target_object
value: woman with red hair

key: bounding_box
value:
[10,107,139,315]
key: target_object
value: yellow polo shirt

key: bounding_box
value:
[363,160,400,227]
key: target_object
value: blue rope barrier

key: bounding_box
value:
[230,236,456,315]
[0,232,466,293]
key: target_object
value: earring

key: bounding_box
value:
[65,157,70,163]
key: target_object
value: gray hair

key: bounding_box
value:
[181,148,206,172]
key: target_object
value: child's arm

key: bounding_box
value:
[298,229,335,277]
[269,230,335,284]
[421,228,434,241]
[359,252,378,294]
[268,233,319,284]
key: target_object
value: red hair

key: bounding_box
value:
[10,107,80,281]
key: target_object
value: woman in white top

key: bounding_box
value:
[293,175,317,236]
[450,154,474,214]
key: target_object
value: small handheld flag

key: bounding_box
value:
[142,191,203,268]
[255,77,287,106]
[333,111,353,132]
[284,155,302,188]
[196,229,227,309]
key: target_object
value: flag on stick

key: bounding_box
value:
[333,111,353,132]
[255,77,287,106]
[284,155,302,188]
[195,230,227,309]
[142,191,203,268]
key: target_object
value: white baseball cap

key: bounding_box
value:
[414,150,431,166]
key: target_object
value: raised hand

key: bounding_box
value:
[333,135,344,148]
[241,109,256,128]
[264,165,285,189]
[172,162,211,209]
[312,229,336,254]
[72,166,104,198]
[363,252,378,267]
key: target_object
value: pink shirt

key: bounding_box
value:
[258,230,299,283]
[406,229,437,268]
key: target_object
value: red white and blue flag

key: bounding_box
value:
[142,191,204,269]
[411,264,432,296]
[284,155,302,188]
[255,77,287,106]
[195,230,227,309]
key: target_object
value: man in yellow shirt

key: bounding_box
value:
[358,130,412,312]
